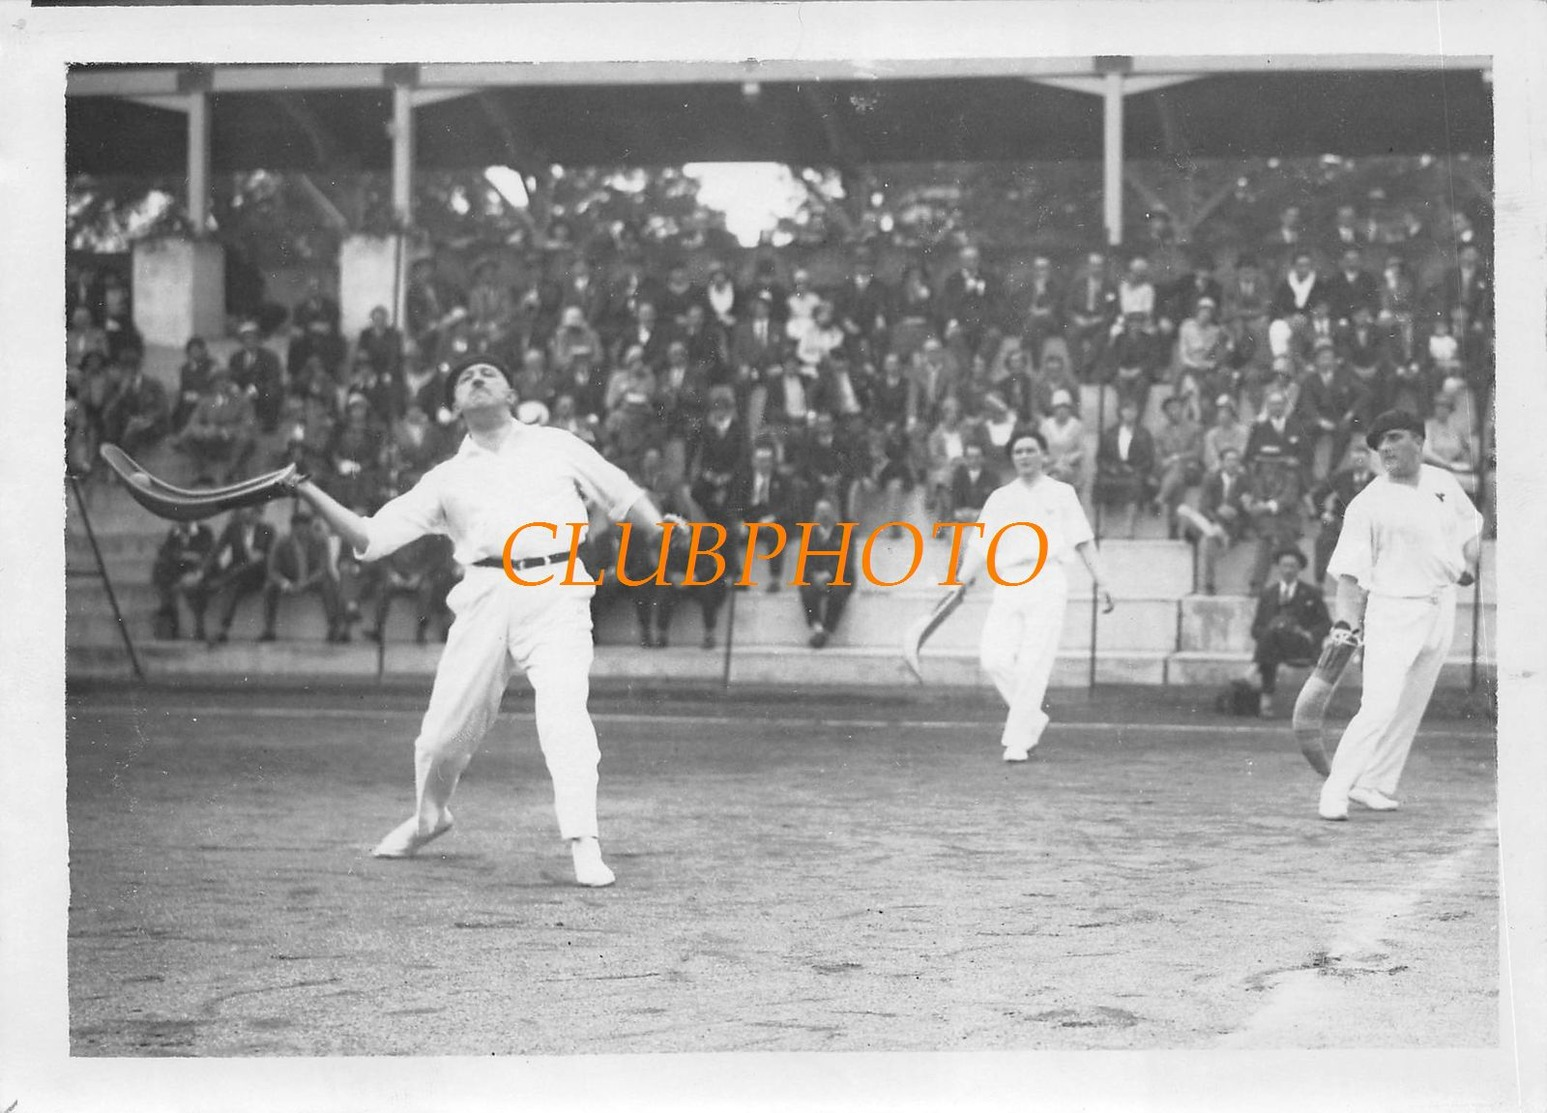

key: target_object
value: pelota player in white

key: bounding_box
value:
[954,429,1115,762]
[1318,409,1482,821]
[291,357,674,886]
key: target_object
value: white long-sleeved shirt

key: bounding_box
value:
[1327,464,1481,598]
[355,423,644,566]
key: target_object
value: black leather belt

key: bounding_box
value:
[473,552,568,571]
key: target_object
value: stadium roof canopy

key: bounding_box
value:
[68,58,1491,173]
[66,57,1491,244]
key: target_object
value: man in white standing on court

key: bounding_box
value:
[1318,409,1482,820]
[289,356,674,885]
[953,429,1116,762]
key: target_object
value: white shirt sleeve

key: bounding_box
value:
[556,430,647,520]
[1325,489,1374,590]
[1061,484,1095,551]
[355,470,447,563]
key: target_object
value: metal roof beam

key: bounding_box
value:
[1027,75,1203,97]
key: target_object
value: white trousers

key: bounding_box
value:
[1325,588,1456,800]
[979,565,1069,753]
[409,567,601,841]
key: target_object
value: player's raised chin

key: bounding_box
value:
[453,363,515,417]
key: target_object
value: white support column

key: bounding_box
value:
[1103,69,1124,248]
[391,82,415,227]
[187,90,211,233]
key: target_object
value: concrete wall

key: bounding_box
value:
[132,238,225,348]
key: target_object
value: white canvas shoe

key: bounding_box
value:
[1317,791,1348,821]
[1002,747,1030,763]
[571,836,616,887]
[371,812,454,858]
[1349,786,1400,812]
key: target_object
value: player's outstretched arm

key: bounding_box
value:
[289,478,371,555]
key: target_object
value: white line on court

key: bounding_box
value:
[1216,807,1499,1048]
[72,703,1497,739]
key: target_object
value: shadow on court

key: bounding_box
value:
[65,684,1498,1056]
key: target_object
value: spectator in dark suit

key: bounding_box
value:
[613,300,674,372]
[796,496,855,649]
[292,275,341,335]
[1245,389,1311,473]
[1164,251,1224,332]
[1095,398,1157,539]
[151,519,215,641]
[703,263,742,332]
[1271,251,1325,323]
[939,244,1001,353]
[287,318,347,382]
[832,245,893,361]
[1177,447,1249,594]
[1151,395,1204,537]
[199,505,276,645]
[1062,251,1118,381]
[1250,545,1331,718]
[949,442,998,521]
[1242,452,1307,593]
[100,347,170,458]
[172,336,217,432]
[736,440,794,590]
[1106,311,1165,416]
[1019,256,1064,366]
[263,502,346,643]
[355,305,405,392]
[656,262,705,329]
[1434,243,1493,325]
[1294,339,1368,478]
[1309,442,1377,584]
[229,321,287,433]
[1323,247,1380,325]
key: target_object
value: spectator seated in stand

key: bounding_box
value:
[1174,296,1230,420]
[172,336,216,432]
[1293,338,1367,479]
[229,320,286,434]
[100,346,170,460]
[1094,398,1157,539]
[1038,388,1087,501]
[1423,390,1480,498]
[362,533,456,646]
[199,505,276,646]
[173,365,258,486]
[325,394,390,512]
[924,395,977,524]
[67,306,109,370]
[1249,545,1331,719]
[1151,394,1204,538]
[797,496,855,649]
[949,441,998,521]
[1106,311,1164,417]
[1177,446,1250,595]
[150,518,215,641]
[1203,393,1249,473]
[263,501,346,644]
[1241,448,1307,595]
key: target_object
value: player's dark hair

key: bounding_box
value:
[1006,428,1048,460]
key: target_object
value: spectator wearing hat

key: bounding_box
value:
[1178,446,1250,595]
[1106,311,1165,417]
[1245,388,1310,473]
[100,347,170,459]
[1095,397,1157,539]
[229,321,287,433]
[689,384,746,517]
[1309,441,1377,584]
[1203,393,1249,473]
[1152,395,1204,538]
[173,365,258,486]
[1249,545,1331,718]
[656,339,711,483]
[1295,340,1368,478]
[1242,452,1308,594]
[1039,388,1087,501]
[1175,295,1230,421]
[978,390,1019,453]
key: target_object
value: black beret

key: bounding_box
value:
[1364,408,1425,450]
[444,355,515,410]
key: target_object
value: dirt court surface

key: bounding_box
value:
[65,683,1499,1057]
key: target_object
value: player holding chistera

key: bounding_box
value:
[953,429,1115,762]
[288,356,675,886]
[1317,409,1482,821]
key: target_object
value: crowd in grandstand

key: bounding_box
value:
[64,197,1495,648]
